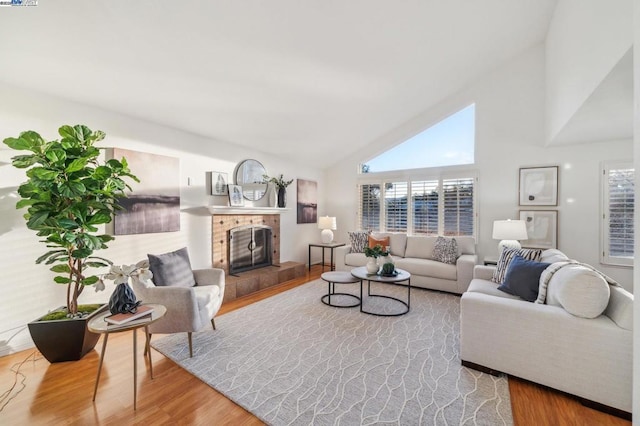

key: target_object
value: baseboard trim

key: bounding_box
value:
[461,360,632,421]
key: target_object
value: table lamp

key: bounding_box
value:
[318,216,337,243]
[492,219,528,255]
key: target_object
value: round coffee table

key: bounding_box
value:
[351,266,411,316]
[320,271,361,308]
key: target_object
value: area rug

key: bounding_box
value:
[152,280,513,425]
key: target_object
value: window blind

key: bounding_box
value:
[384,181,408,232]
[442,178,475,236]
[607,168,634,258]
[358,183,381,231]
[411,180,439,235]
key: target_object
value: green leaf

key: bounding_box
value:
[88,212,112,225]
[97,235,115,243]
[11,154,39,168]
[93,166,111,180]
[65,158,88,173]
[59,181,86,197]
[81,276,99,285]
[58,125,76,140]
[72,248,92,258]
[57,218,79,230]
[74,125,92,143]
[3,137,29,151]
[27,211,49,229]
[35,249,66,264]
[54,276,71,284]
[45,148,67,164]
[16,199,37,209]
[50,264,71,273]
[30,167,58,181]
[84,261,110,268]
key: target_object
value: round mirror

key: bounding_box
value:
[234,159,268,201]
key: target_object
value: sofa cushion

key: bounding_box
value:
[432,236,458,264]
[467,279,522,300]
[373,232,407,257]
[348,231,370,253]
[368,235,390,250]
[546,265,610,318]
[344,252,368,267]
[492,248,542,284]
[404,236,436,259]
[455,236,476,255]
[395,258,456,280]
[497,255,550,302]
[148,247,196,288]
[540,248,569,263]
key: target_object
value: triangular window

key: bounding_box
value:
[362,104,475,173]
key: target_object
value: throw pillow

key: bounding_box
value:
[545,264,611,318]
[432,236,458,264]
[148,247,196,288]
[498,255,550,302]
[491,247,542,284]
[368,235,390,250]
[348,231,370,253]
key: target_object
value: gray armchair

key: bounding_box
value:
[131,260,225,357]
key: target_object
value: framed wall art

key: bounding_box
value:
[297,179,317,224]
[206,171,228,195]
[519,210,558,249]
[228,184,244,207]
[519,166,558,206]
[106,148,180,235]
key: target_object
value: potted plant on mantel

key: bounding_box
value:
[3,125,138,363]
[262,174,293,208]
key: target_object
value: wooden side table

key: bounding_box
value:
[308,242,345,271]
[88,303,167,410]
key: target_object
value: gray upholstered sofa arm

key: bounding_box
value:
[472,265,495,281]
[334,244,352,271]
[456,254,478,293]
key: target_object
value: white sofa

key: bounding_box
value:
[335,233,477,294]
[460,262,633,416]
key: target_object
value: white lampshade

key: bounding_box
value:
[492,219,528,254]
[318,216,337,243]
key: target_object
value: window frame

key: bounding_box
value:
[601,161,634,267]
[356,166,478,239]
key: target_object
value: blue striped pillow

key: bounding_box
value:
[491,248,542,284]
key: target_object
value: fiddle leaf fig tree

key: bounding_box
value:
[3,125,139,316]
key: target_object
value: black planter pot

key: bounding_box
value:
[28,304,108,363]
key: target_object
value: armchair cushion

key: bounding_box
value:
[148,247,196,288]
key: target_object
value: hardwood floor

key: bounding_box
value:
[0,265,630,425]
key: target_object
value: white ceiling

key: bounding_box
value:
[0,1,558,169]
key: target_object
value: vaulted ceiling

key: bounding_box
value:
[0,1,558,168]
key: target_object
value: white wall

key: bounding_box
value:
[325,44,634,293]
[545,0,633,143]
[0,83,325,355]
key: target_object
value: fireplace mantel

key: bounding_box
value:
[207,206,288,215]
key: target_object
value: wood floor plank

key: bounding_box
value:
[0,264,630,425]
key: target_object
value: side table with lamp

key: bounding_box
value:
[492,219,528,256]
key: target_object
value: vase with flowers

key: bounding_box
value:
[263,173,293,208]
[364,244,389,274]
[98,262,153,314]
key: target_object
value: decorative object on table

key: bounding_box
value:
[3,124,138,362]
[206,171,228,195]
[296,178,317,222]
[318,216,337,243]
[364,244,389,274]
[235,159,268,201]
[262,173,293,208]
[492,219,528,255]
[100,262,153,314]
[228,184,244,206]
[104,305,154,325]
[519,166,558,206]
[519,210,558,249]
[107,148,180,235]
[380,262,397,276]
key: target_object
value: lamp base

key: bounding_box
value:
[498,240,521,256]
[321,229,334,244]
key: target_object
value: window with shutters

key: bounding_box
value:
[601,162,634,266]
[358,175,476,237]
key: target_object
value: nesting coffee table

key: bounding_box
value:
[351,266,411,317]
[320,271,361,308]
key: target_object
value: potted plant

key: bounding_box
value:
[3,124,138,362]
[364,244,389,274]
[262,173,293,208]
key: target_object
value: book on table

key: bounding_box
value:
[105,305,154,325]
